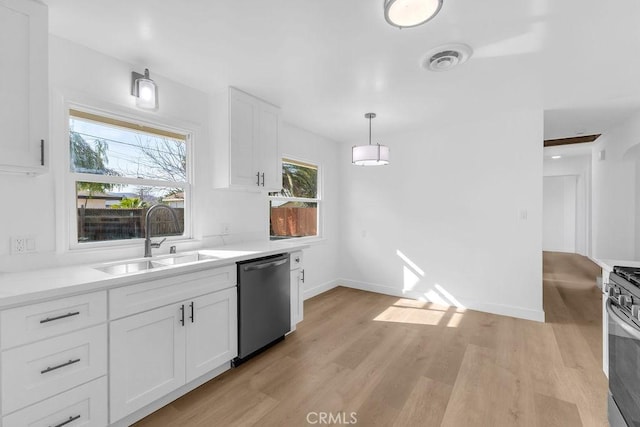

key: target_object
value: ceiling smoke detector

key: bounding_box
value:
[421,43,473,72]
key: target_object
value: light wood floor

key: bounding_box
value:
[136,252,607,426]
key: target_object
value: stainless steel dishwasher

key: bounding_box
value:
[234,253,290,365]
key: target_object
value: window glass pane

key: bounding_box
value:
[76,182,184,243]
[270,201,317,239]
[280,160,318,198]
[69,115,187,182]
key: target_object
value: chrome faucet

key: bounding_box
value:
[144,204,181,257]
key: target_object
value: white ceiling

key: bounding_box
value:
[44,0,640,143]
[543,142,593,159]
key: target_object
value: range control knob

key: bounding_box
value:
[619,295,633,307]
[609,286,621,297]
[632,305,640,320]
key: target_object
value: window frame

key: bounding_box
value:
[268,156,322,241]
[65,104,194,250]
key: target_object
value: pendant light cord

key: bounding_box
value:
[369,115,372,146]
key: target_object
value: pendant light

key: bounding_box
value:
[352,113,390,166]
[384,0,443,29]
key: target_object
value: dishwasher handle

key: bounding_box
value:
[242,258,288,271]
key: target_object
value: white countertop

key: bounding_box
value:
[594,258,640,272]
[0,240,308,309]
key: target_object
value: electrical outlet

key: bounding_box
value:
[221,223,231,236]
[11,236,36,254]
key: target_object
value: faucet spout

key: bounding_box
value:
[144,204,181,257]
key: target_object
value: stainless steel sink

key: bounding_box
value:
[95,260,161,275]
[95,252,219,275]
[154,253,218,265]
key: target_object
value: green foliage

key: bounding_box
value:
[280,162,317,199]
[110,197,147,209]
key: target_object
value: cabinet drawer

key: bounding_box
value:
[290,251,303,270]
[109,265,236,319]
[1,291,107,350]
[1,324,107,414]
[3,376,107,427]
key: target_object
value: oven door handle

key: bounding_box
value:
[607,299,640,340]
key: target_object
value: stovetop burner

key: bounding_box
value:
[613,266,640,287]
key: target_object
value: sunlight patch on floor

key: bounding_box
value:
[374,303,465,327]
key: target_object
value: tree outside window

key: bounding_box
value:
[69,109,189,244]
[269,159,320,239]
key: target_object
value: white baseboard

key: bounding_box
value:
[303,279,339,300]
[338,278,545,323]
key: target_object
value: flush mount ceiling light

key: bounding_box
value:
[384,0,443,28]
[352,113,390,166]
[131,68,158,110]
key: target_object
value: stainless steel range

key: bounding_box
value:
[607,266,640,427]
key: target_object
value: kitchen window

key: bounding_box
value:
[268,158,320,240]
[68,109,190,245]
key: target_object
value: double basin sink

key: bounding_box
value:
[96,252,219,275]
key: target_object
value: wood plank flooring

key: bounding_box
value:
[135,251,607,426]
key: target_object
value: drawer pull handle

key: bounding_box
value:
[41,358,80,374]
[40,311,80,324]
[50,414,81,427]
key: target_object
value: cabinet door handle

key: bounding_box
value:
[301,269,305,283]
[190,301,194,323]
[40,311,80,324]
[40,139,45,166]
[261,172,265,186]
[50,414,81,427]
[180,304,185,326]
[41,358,80,374]
[256,172,260,186]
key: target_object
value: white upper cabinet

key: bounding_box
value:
[213,87,282,191]
[0,0,48,174]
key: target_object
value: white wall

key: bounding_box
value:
[0,35,545,323]
[543,154,591,256]
[591,112,640,261]
[543,175,577,253]
[337,109,544,322]
[0,36,340,283]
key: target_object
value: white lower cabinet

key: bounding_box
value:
[289,251,304,331]
[1,324,107,414]
[109,302,186,422]
[109,287,237,422]
[186,288,237,382]
[3,376,108,427]
[1,290,107,350]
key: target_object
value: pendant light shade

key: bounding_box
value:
[384,0,443,28]
[352,113,390,166]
